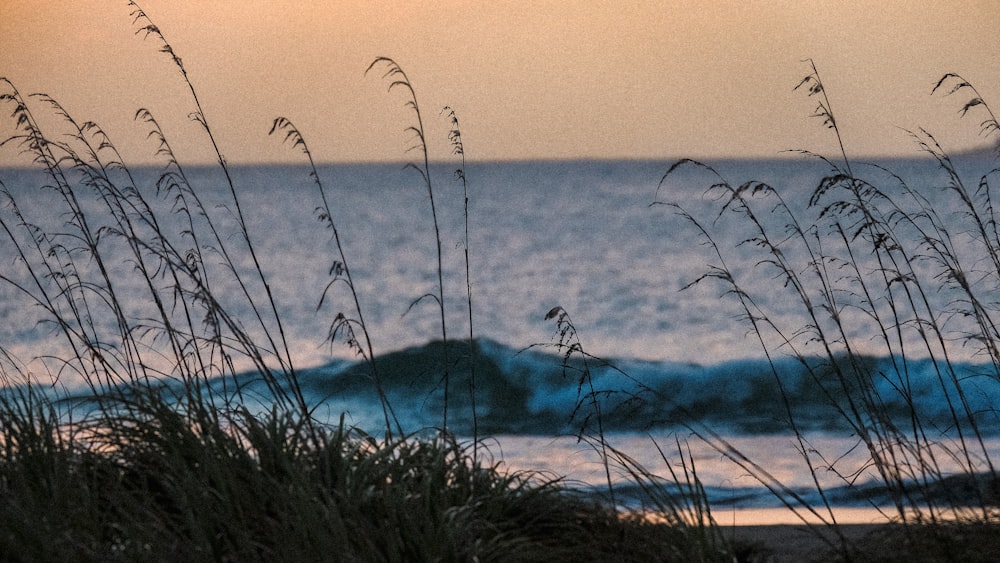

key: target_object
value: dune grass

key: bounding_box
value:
[0,384,729,562]
[0,2,740,561]
[656,59,1000,558]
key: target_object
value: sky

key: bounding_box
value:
[1,1,998,165]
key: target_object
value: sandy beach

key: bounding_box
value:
[726,524,880,563]
[726,520,1000,563]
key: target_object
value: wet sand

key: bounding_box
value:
[725,524,880,563]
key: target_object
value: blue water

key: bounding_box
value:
[2,155,999,518]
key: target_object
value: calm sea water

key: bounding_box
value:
[2,155,999,523]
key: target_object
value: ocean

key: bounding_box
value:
[2,155,999,524]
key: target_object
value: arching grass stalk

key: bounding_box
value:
[366,57,451,432]
[129,1,309,418]
[933,73,1000,156]
[269,117,403,438]
[543,306,617,508]
[796,58,856,180]
[443,106,479,464]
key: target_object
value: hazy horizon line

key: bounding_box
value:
[2,143,996,172]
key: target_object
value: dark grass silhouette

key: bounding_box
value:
[657,59,1000,560]
[0,3,736,561]
[367,57,453,434]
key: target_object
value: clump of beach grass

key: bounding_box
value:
[0,384,714,562]
[0,2,745,561]
[658,58,1000,558]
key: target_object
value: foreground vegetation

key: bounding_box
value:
[1,2,999,561]
[0,3,737,561]
[657,60,1000,536]
[0,387,730,562]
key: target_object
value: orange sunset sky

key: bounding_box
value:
[1,1,998,165]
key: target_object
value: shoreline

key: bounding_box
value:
[715,506,894,526]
